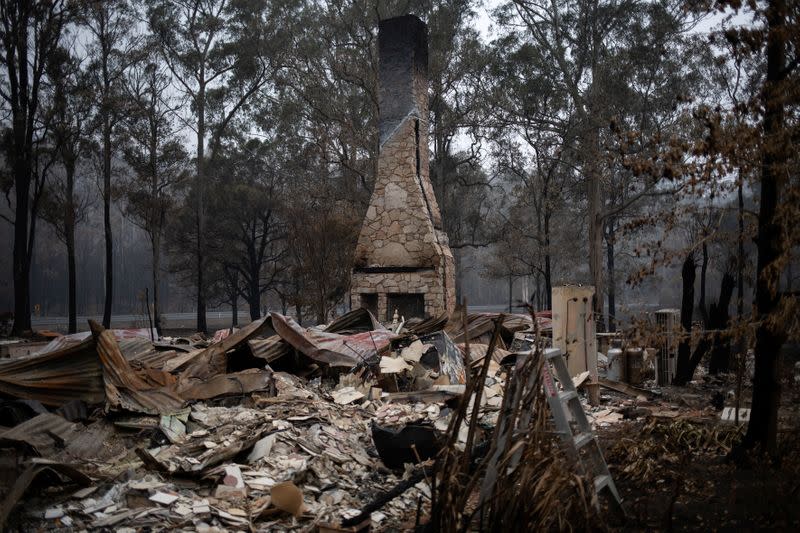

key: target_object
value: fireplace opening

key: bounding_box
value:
[387,293,425,321]
[359,293,378,317]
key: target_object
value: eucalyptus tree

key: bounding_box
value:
[39,46,94,333]
[79,0,140,327]
[0,0,70,334]
[715,0,800,454]
[121,57,189,334]
[205,137,287,322]
[146,0,301,332]
[491,0,705,323]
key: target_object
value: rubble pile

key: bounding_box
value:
[0,303,776,531]
[0,309,539,531]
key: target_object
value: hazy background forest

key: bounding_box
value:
[0,0,796,335]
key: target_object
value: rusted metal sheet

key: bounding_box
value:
[180,316,272,381]
[407,312,449,335]
[270,313,395,368]
[118,337,158,361]
[445,313,545,345]
[118,338,186,371]
[0,460,91,528]
[176,369,273,401]
[92,322,184,415]
[0,337,105,407]
[0,412,80,456]
[325,308,386,333]
[247,336,291,363]
[34,328,157,356]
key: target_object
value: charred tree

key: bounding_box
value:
[708,273,735,374]
[699,239,709,324]
[81,0,137,328]
[605,218,617,332]
[679,273,736,381]
[673,253,696,386]
[741,0,789,453]
[0,0,68,334]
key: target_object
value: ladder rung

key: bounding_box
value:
[558,390,578,402]
[594,475,610,491]
[574,432,594,448]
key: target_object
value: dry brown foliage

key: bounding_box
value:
[427,314,600,532]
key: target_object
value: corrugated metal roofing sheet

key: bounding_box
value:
[0,337,105,406]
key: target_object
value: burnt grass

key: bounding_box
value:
[600,344,800,532]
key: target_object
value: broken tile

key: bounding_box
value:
[149,491,179,505]
[331,387,365,405]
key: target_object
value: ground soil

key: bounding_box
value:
[600,343,800,531]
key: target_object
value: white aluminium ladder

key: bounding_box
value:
[541,347,623,511]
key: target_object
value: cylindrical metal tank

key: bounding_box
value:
[607,348,624,381]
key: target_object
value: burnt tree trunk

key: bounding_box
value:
[231,290,239,328]
[699,240,709,324]
[605,220,616,332]
[741,0,788,453]
[544,210,552,310]
[683,273,736,380]
[507,275,513,313]
[454,248,463,304]
[195,81,208,334]
[151,230,162,335]
[248,279,260,322]
[587,159,604,329]
[709,273,735,374]
[737,179,745,318]
[65,161,77,334]
[673,253,696,386]
[102,114,113,328]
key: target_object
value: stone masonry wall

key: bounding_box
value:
[350,15,456,320]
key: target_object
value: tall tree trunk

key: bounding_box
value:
[102,116,113,328]
[507,275,513,313]
[586,131,605,330]
[196,83,207,333]
[231,290,238,328]
[606,225,616,333]
[699,240,709,324]
[737,179,745,317]
[152,231,162,335]
[742,0,787,453]
[249,280,260,321]
[316,301,326,325]
[454,248,463,303]
[536,274,543,311]
[66,227,76,334]
[581,102,606,328]
[673,253,696,385]
[544,211,552,310]
[65,163,77,334]
[8,2,35,335]
[709,274,735,374]
[12,157,32,334]
[735,176,747,424]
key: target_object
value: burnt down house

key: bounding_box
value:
[351,15,456,321]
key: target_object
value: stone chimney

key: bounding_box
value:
[350,14,456,321]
